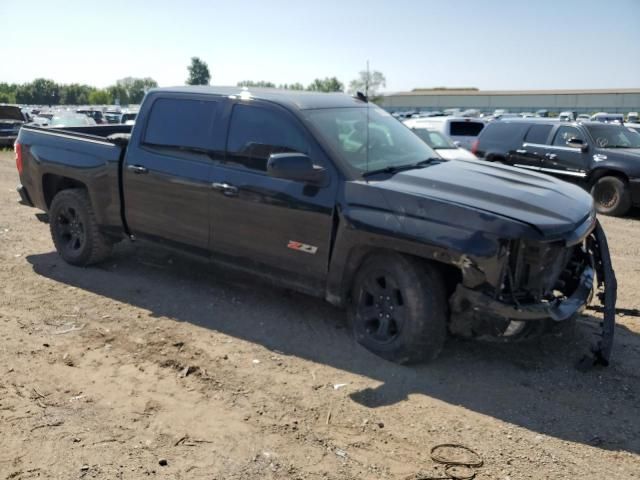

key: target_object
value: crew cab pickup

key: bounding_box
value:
[473,119,640,216]
[15,87,617,365]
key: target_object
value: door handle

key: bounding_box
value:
[127,165,148,174]
[211,182,238,196]
[515,149,527,154]
[545,153,558,160]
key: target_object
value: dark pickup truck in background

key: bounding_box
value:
[14,87,616,364]
[473,119,640,216]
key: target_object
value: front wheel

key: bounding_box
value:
[349,253,447,364]
[591,176,631,216]
[49,189,112,266]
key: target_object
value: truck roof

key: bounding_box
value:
[147,86,367,110]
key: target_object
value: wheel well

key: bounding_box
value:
[342,247,462,303]
[42,174,87,209]
[588,169,629,188]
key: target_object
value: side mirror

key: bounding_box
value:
[567,138,588,152]
[267,153,326,184]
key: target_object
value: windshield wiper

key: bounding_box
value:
[362,157,442,178]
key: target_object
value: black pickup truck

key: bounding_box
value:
[473,119,640,216]
[15,87,616,364]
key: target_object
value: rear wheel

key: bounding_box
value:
[349,253,447,364]
[591,176,631,216]
[49,189,112,266]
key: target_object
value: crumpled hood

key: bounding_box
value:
[370,159,594,238]
[0,106,24,122]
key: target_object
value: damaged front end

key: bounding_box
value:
[450,220,617,366]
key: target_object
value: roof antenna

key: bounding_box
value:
[356,91,368,103]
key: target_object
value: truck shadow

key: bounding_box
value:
[27,244,640,455]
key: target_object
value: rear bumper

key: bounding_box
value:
[17,185,34,207]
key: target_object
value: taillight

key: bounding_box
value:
[471,139,479,155]
[15,142,23,174]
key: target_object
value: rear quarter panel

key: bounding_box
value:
[18,127,123,229]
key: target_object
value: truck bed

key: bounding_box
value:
[17,124,135,235]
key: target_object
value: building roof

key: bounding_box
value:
[384,88,640,97]
[149,86,366,110]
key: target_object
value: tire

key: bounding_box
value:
[349,253,447,364]
[49,188,112,266]
[591,176,631,216]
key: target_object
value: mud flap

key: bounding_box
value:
[577,220,617,370]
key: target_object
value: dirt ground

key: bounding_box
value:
[0,148,638,480]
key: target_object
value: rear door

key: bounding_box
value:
[510,123,554,171]
[540,125,590,181]
[208,100,338,289]
[123,95,224,253]
[447,119,485,149]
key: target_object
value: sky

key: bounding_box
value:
[2,0,639,92]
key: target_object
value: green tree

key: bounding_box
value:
[186,57,211,85]
[113,77,158,104]
[88,89,112,105]
[237,80,276,88]
[60,84,92,105]
[279,82,305,90]
[0,92,15,103]
[307,77,344,93]
[348,70,386,99]
[33,78,60,105]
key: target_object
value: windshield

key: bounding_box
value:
[586,124,640,148]
[411,128,456,149]
[304,107,438,175]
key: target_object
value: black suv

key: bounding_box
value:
[473,119,640,216]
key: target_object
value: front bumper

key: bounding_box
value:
[449,220,617,366]
[450,264,594,323]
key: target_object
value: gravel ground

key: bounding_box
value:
[0,148,638,479]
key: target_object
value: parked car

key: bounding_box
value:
[577,114,591,122]
[473,119,640,216]
[558,111,575,122]
[409,127,478,160]
[77,109,105,124]
[403,116,485,150]
[626,112,639,123]
[14,87,616,364]
[120,111,138,124]
[536,110,549,118]
[590,112,624,124]
[48,113,97,128]
[0,104,27,147]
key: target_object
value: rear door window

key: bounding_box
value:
[144,98,218,150]
[225,104,309,172]
[449,121,484,136]
[524,124,553,144]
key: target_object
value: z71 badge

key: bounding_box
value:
[287,241,318,254]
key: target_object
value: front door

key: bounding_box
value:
[208,101,337,288]
[541,125,589,181]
